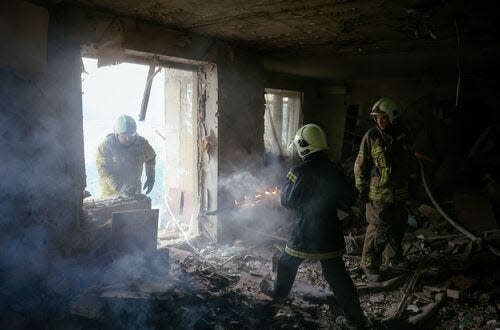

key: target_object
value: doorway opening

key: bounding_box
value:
[81,57,203,241]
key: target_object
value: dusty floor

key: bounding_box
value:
[159,234,499,329]
[2,201,499,329]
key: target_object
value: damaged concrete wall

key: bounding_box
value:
[308,71,500,229]
[308,75,458,170]
[305,86,349,162]
[69,8,275,242]
[346,77,457,164]
[0,1,85,293]
[2,4,327,244]
[0,1,48,74]
[266,45,500,163]
[340,74,499,162]
[63,5,218,67]
[306,71,499,163]
[215,51,267,242]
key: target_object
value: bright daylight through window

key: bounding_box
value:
[264,89,302,158]
[81,58,198,238]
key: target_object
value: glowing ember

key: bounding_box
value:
[234,186,280,208]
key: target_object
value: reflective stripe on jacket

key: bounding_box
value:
[354,126,411,202]
[285,245,345,260]
[96,134,156,197]
[281,152,356,257]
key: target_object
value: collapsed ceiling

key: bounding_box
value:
[48,0,498,57]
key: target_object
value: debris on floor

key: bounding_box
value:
[2,198,498,329]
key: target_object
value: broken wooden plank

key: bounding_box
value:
[392,262,423,319]
[84,196,152,222]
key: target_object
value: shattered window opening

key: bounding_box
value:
[264,89,302,158]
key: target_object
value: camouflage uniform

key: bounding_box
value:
[96,134,156,197]
[354,125,411,272]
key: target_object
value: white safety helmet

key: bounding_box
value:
[289,124,328,159]
[370,97,400,124]
[114,114,137,135]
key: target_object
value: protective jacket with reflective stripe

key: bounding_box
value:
[354,125,411,202]
[96,134,156,197]
[281,152,356,258]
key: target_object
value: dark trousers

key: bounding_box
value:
[274,252,364,323]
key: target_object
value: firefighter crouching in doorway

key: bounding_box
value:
[96,114,156,198]
[354,98,412,282]
[274,124,366,328]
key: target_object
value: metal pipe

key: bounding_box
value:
[138,65,161,121]
[420,162,500,257]
[419,160,478,241]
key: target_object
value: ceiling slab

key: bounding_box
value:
[35,0,500,57]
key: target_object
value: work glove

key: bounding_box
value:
[143,177,155,194]
[119,184,136,197]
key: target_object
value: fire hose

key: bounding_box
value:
[419,160,500,256]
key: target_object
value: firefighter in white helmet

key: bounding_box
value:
[96,115,156,198]
[273,124,366,328]
[354,97,412,282]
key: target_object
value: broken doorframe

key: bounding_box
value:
[80,46,219,240]
[197,63,218,241]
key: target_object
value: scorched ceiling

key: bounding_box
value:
[48,0,499,57]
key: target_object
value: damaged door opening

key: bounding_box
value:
[81,56,216,244]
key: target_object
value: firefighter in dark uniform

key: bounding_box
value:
[354,97,412,282]
[274,124,366,328]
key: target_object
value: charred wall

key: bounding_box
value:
[302,56,500,227]
[215,51,266,242]
[0,3,85,308]
[266,46,500,166]
[2,2,326,248]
